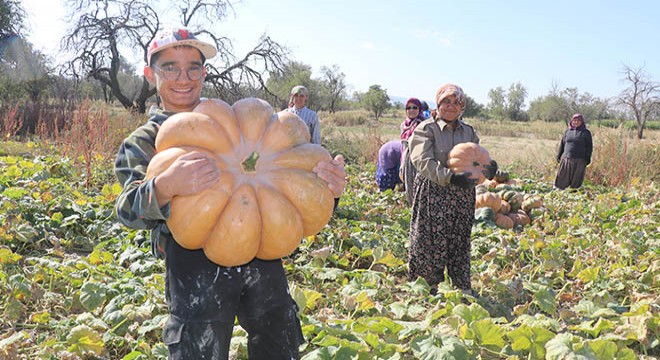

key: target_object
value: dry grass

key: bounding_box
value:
[1,104,657,189]
[322,109,660,187]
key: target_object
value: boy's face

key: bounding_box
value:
[144,46,206,113]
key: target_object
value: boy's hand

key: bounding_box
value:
[154,151,219,206]
[313,154,346,198]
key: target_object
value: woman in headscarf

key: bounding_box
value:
[375,140,403,191]
[554,113,593,189]
[407,84,497,294]
[400,97,425,140]
[399,97,426,203]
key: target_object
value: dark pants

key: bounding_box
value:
[555,157,587,189]
[163,239,304,359]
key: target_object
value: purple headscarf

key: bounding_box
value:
[569,113,586,130]
[400,97,425,140]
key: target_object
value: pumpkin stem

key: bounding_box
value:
[242,151,259,173]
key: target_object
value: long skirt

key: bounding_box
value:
[554,157,587,189]
[408,174,475,290]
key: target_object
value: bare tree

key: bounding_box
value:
[618,64,660,139]
[62,0,288,113]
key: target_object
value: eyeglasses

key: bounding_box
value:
[153,64,205,81]
[406,106,419,110]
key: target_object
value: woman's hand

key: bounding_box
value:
[450,172,476,188]
[483,160,498,180]
[314,154,346,198]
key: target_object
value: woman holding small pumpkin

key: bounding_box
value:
[407,84,497,294]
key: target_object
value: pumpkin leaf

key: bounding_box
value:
[508,324,555,358]
[79,282,107,311]
[0,247,21,264]
[67,325,104,356]
[545,333,597,360]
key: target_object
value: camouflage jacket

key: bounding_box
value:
[114,107,174,258]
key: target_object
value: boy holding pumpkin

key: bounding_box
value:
[114,27,346,359]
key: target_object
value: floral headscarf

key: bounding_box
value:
[400,97,425,140]
[435,84,467,118]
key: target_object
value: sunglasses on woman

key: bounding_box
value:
[406,106,419,110]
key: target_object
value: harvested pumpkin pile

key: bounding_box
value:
[474,169,544,229]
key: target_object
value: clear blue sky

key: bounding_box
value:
[23,0,660,106]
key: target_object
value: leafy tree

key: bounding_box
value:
[0,0,24,44]
[62,0,288,113]
[487,83,529,121]
[506,82,528,121]
[319,65,347,113]
[0,36,51,102]
[360,84,390,120]
[464,95,486,119]
[528,84,612,123]
[487,86,506,120]
[618,64,659,139]
[265,61,314,109]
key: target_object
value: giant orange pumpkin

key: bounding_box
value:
[446,142,492,184]
[145,98,335,266]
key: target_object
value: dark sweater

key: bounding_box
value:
[557,126,593,164]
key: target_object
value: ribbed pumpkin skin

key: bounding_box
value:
[475,192,502,212]
[446,143,492,184]
[145,98,334,266]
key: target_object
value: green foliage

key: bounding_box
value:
[488,86,507,120]
[359,85,391,121]
[265,62,349,113]
[464,94,486,119]
[266,61,315,109]
[487,82,529,121]
[0,0,25,42]
[0,138,658,359]
[528,87,611,122]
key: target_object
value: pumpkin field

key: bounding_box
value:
[0,107,658,360]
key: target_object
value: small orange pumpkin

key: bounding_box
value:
[507,210,531,227]
[499,200,511,214]
[495,213,514,229]
[521,195,544,213]
[146,98,334,266]
[446,142,492,184]
[475,192,502,213]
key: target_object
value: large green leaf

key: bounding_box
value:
[468,319,506,349]
[545,333,596,360]
[532,285,557,315]
[508,324,555,359]
[67,325,104,356]
[410,335,469,360]
[452,303,490,324]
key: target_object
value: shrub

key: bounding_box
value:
[320,110,369,127]
[589,128,660,186]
